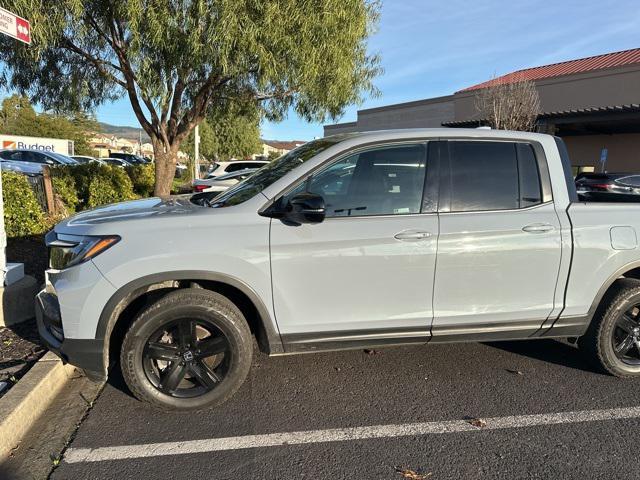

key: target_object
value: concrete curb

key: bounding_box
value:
[0,352,77,460]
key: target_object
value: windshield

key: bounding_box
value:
[210,137,344,207]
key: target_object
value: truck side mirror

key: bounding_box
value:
[287,192,326,224]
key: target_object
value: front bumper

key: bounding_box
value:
[35,290,106,382]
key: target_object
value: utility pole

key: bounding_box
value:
[194,125,200,180]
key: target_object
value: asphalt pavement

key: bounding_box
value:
[50,339,639,479]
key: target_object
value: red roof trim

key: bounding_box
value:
[459,48,640,92]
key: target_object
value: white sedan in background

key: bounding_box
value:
[192,169,257,193]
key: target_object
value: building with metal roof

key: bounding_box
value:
[324,48,640,173]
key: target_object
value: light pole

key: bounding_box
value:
[194,125,200,180]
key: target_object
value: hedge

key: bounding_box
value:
[51,163,139,210]
[3,164,156,238]
[2,171,48,237]
[125,163,155,197]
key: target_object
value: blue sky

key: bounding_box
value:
[94,0,640,140]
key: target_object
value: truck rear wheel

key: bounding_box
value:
[120,288,253,411]
[579,278,640,377]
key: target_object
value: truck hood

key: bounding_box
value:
[58,196,202,228]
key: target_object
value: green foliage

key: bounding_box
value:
[0,95,98,156]
[51,173,79,213]
[267,151,281,161]
[125,164,155,197]
[87,174,133,208]
[0,0,381,194]
[2,171,47,237]
[184,101,262,161]
[51,164,138,210]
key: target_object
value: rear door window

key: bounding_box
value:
[446,141,543,212]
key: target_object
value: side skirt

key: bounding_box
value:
[280,327,429,354]
[276,318,590,355]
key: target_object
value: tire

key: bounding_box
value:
[579,278,640,377]
[120,288,253,411]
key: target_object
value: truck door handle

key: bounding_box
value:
[394,230,432,241]
[522,223,555,234]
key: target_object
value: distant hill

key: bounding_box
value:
[98,122,150,142]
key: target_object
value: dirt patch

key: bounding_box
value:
[2,235,48,397]
[7,234,47,285]
[0,318,46,397]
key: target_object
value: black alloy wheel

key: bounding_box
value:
[143,318,230,398]
[579,278,640,377]
[611,305,640,366]
[120,288,253,410]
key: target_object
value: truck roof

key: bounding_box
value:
[325,128,552,143]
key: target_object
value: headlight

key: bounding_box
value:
[46,232,120,270]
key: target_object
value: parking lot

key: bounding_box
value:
[49,339,640,479]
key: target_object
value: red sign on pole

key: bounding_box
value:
[0,6,31,45]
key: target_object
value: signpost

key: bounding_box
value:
[0,6,31,45]
[0,6,31,287]
[600,147,608,173]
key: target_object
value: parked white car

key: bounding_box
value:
[104,157,133,168]
[193,169,257,193]
[206,160,268,178]
[71,155,106,165]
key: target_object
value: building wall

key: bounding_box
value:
[323,96,454,136]
[564,133,640,172]
[454,65,640,121]
[325,64,640,135]
[324,122,359,136]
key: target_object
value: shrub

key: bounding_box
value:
[87,172,137,208]
[2,171,48,237]
[51,164,138,210]
[51,171,79,213]
[125,164,155,197]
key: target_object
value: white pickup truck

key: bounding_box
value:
[37,129,640,411]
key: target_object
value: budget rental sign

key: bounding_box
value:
[0,6,31,45]
[0,135,74,155]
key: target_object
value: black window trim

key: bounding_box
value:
[437,138,553,214]
[263,140,437,220]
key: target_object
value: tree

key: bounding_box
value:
[184,101,262,161]
[0,95,97,155]
[0,1,381,195]
[474,77,541,131]
[267,151,281,161]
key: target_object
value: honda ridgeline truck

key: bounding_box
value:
[36,129,640,410]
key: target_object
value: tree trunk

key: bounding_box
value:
[153,145,178,197]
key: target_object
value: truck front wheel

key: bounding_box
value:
[120,288,253,411]
[579,278,640,377]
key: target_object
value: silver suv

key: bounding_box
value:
[37,129,640,410]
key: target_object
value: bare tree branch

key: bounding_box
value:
[474,76,540,131]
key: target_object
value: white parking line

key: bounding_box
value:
[64,406,640,464]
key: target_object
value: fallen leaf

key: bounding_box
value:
[395,466,432,479]
[468,418,487,428]
[364,349,381,355]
